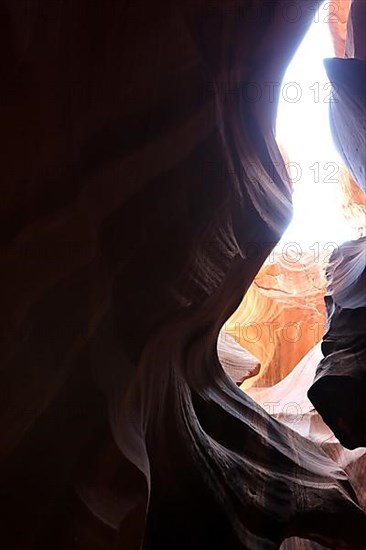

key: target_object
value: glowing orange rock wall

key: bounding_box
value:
[328,0,351,58]
[224,169,365,391]
[225,250,327,388]
[223,0,366,390]
[340,166,366,236]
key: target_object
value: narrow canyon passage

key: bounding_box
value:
[221,0,364,392]
[1,1,365,549]
[218,4,366,544]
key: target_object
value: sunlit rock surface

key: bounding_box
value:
[1,1,366,549]
[340,167,366,237]
[224,251,327,388]
[328,0,351,58]
[217,332,260,385]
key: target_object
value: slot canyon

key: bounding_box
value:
[0,0,365,548]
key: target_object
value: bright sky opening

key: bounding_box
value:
[275,2,355,249]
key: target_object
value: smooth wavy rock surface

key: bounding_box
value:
[249,344,366,549]
[217,332,260,385]
[308,238,366,449]
[325,57,366,193]
[1,1,365,549]
[225,251,327,388]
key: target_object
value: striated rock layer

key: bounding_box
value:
[328,0,351,58]
[340,166,366,237]
[249,343,366,549]
[1,1,365,549]
[225,251,327,388]
[217,332,260,385]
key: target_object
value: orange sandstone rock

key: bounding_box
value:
[225,250,327,388]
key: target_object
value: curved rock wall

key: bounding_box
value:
[308,2,366,451]
[328,0,351,58]
[1,1,365,549]
[225,251,327,388]
[340,166,366,236]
